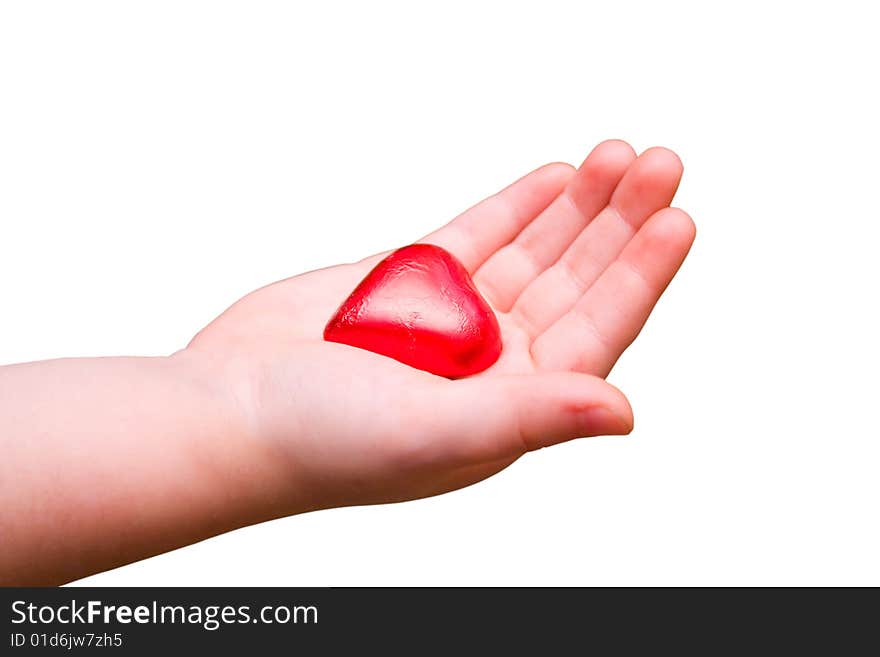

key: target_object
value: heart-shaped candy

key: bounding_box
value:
[324,244,502,378]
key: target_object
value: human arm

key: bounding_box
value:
[0,141,694,585]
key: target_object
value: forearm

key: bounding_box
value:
[0,352,278,585]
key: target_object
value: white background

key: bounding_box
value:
[1,2,877,586]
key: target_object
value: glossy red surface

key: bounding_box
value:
[324,244,502,378]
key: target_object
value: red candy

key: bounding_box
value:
[324,244,502,378]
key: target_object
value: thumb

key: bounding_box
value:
[423,371,633,466]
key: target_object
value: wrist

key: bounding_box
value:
[169,347,312,525]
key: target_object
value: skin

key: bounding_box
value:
[0,140,695,585]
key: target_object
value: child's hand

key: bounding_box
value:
[0,140,693,584]
[184,140,694,516]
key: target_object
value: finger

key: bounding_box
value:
[473,140,636,310]
[405,372,633,468]
[532,207,696,377]
[418,162,574,273]
[511,147,684,337]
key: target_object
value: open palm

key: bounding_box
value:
[189,141,695,511]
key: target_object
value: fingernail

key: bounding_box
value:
[579,407,632,436]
